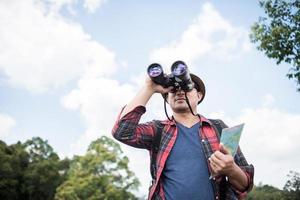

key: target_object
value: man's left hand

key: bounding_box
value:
[209,143,235,177]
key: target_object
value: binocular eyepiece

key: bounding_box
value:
[147,61,194,92]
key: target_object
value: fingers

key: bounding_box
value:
[209,149,234,176]
[209,152,226,170]
[209,158,222,176]
[211,150,226,161]
[219,143,230,155]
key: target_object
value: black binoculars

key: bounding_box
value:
[147,61,194,92]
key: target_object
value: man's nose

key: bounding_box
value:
[175,89,185,96]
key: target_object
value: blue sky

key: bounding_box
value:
[1,0,300,197]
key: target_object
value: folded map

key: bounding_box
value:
[220,123,245,156]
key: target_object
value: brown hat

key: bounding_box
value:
[190,73,206,104]
[162,73,206,104]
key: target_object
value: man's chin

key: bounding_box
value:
[172,106,190,113]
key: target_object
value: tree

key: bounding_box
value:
[283,171,300,200]
[55,136,140,200]
[246,183,285,200]
[250,0,300,91]
[0,141,29,200]
[23,137,65,200]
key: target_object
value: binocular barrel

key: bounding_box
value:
[147,63,167,86]
[171,61,187,77]
[147,61,194,92]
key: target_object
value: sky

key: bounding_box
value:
[1,0,300,198]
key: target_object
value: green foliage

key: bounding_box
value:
[246,171,300,200]
[283,171,300,200]
[246,184,285,200]
[55,136,140,200]
[250,0,300,91]
[24,137,59,162]
[0,138,68,200]
[22,137,66,200]
[0,141,29,200]
[0,136,140,200]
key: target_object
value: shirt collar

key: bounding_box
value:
[160,114,212,126]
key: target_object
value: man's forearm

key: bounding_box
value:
[227,163,249,192]
[120,86,154,119]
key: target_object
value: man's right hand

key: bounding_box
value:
[144,76,173,95]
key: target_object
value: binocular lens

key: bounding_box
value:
[171,61,187,76]
[148,64,163,77]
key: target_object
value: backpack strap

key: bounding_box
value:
[208,119,228,138]
[152,120,164,153]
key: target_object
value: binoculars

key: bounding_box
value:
[147,61,194,92]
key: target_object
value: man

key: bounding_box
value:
[112,72,254,200]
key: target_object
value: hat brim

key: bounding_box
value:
[190,73,205,104]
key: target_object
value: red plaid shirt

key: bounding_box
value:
[112,106,254,200]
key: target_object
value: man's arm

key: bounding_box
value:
[120,77,171,118]
[112,77,172,149]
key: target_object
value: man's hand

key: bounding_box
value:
[209,143,249,191]
[209,143,235,177]
[145,76,173,94]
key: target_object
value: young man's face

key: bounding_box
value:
[167,87,202,114]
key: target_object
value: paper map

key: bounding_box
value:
[220,123,244,156]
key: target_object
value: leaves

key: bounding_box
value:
[54,136,140,200]
[283,171,300,200]
[246,171,300,200]
[250,0,300,91]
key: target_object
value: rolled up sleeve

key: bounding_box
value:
[112,105,156,150]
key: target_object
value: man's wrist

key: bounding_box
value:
[227,163,240,179]
[141,84,156,96]
[227,163,248,191]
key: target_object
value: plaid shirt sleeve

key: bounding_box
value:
[231,146,254,199]
[111,105,156,150]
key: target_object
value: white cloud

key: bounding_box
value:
[239,107,300,188]
[150,2,251,68]
[262,93,276,108]
[209,94,300,188]
[0,0,116,93]
[61,76,136,154]
[44,0,76,12]
[0,114,16,139]
[83,0,107,13]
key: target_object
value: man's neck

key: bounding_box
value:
[173,112,200,128]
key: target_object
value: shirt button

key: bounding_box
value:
[201,139,205,142]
